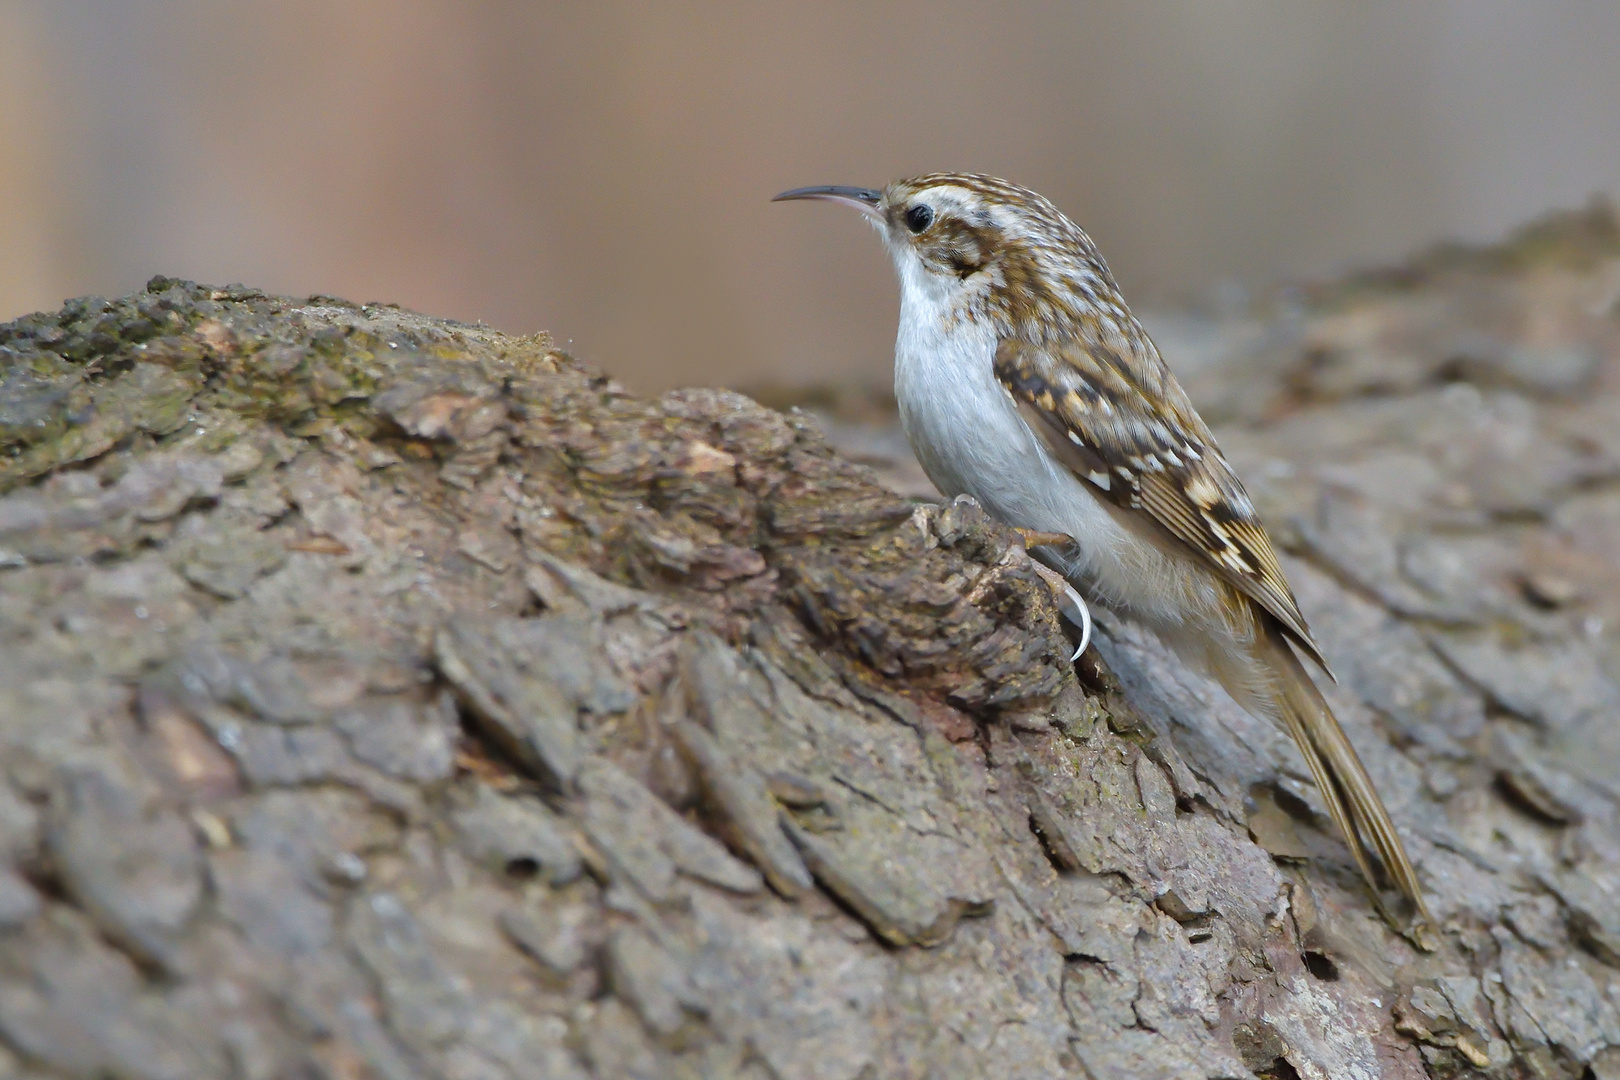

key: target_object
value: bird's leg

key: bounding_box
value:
[1010,528,1092,660]
[1014,528,1074,549]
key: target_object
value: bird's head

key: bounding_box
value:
[774,173,1112,331]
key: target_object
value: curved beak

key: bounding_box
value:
[772,184,883,222]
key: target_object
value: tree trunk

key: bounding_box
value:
[2,214,1620,1079]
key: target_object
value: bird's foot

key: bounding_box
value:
[1026,560,1092,661]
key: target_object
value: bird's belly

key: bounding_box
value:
[899,372,1077,530]
[895,340,1203,626]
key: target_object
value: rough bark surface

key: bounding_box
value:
[1,204,1620,1080]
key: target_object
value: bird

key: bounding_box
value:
[774,173,1432,934]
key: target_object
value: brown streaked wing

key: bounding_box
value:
[996,336,1328,672]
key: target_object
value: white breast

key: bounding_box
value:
[889,260,1192,623]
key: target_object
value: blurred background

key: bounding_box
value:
[5,2,1620,393]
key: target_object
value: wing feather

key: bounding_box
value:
[996,336,1327,672]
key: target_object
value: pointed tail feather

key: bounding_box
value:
[1256,621,1434,932]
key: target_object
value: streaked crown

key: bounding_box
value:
[875,174,1133,340]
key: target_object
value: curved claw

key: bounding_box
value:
[1058,580,1092,661]
[1021,539,1093,662]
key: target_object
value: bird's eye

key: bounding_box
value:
[904,204,935,234]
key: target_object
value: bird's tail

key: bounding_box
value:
[1253,621,1434,935]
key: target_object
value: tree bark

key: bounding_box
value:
[2,214,1620,1079]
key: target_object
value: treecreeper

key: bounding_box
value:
[776,174,1434,936]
